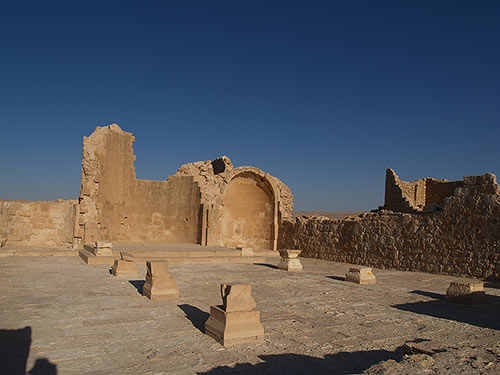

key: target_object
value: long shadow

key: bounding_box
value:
[409,290,444,299]
[178,304,209,333]
[254,263,278,270]
[326,275,345,282]
[129,280,145,295]
[197,348,403,375]
[0,326,57,375]
[393,290,500,330]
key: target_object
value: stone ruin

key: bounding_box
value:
[279,170,500,279]
[1,124,500,280]
[0,124,293,252]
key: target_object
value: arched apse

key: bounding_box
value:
[222,168,278,250]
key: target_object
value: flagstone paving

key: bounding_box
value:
[1,255,500,374]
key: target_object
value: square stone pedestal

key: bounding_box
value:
[345,267,376,285]
[446,281,486,303]
[111,252,138,279]
[84,241,113,256]
[205,284,264,346]
[278,249,303,271]
[142,261,179,301]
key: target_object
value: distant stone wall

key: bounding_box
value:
[280,173,500,278]
[383,169,465,212]
[0,199,77,247]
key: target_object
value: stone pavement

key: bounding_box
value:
[1,255,500,374]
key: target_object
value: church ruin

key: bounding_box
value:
[0,124,293,250]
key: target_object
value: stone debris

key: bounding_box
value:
[345,267,376,285]
[446,280,486,303]
[142,260,179,301]
[237,247,254,256]
[205,284,264,346]
[111,252,138,279]
[277,249,303,271]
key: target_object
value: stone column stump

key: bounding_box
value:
[142,261,179,301]
[446,280,486,303]
[278,249,303,271]
[345,267,376,285]
[111,252,138,279]
[205,284,264,346]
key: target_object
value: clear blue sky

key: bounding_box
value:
[1,1,499,211]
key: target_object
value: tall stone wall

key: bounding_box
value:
[76,124,201,245]
[280,173,500,278]
[0,199,77,248]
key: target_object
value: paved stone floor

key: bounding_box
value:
[1,254,500,374]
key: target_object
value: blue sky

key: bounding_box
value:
[1,1,499,211]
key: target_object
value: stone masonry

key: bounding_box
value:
[279,172,500,279]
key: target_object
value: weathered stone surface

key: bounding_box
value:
[111,255,138,279]
[0,199,77,248]
[237,247,254,256]
[278,249,303,271]
[221,284,256,312]
[345,267,376,285]
[92,241,113,256]
[279,171,500,279]
[205,284,264,346]
[142,260,179,301]
[446,281,486,303]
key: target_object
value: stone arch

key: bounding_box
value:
[221,167,278,250]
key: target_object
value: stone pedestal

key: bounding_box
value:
[91,241,113,256]
[278,249,303,271]
[237,247,254,256]
[111,252,138,279]
[205,284,264,346]
[142,261,179,301]
[345,267,376,285]
[446,281,486,303]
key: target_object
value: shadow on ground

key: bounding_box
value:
[196,348,403,375]
[0,326,57,375]
[326,275,345,282]
[254,263,278,270]
[178,304,209,333]
[393,290,500,330]
[128,280,145,294]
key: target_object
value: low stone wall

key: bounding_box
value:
[0,199,77,248]
[280,174,500,278]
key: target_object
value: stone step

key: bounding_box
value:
[78,249,266,266]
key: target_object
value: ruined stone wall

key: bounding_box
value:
[0,199,77,247]
[425,179,464,207]
[384,169,465,212]
[280,173,500,278]
[77,125,201,245]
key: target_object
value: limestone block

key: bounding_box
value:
[221,284,256,312]
[143,260,179,301]
[278,249,303,271]
[237,247,254,256]
[205,284,264,346]
[345,267,376,285]
[92,241,113,256]
[446,281,486,303]
[111,259,138,279]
